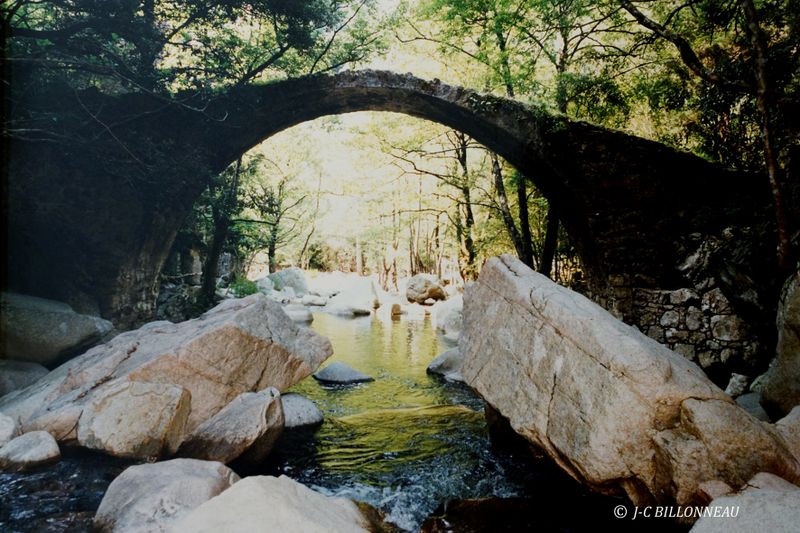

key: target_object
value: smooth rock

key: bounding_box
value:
[0,360,49,396]
[433,294,462,342]
[313,362,373,384]
[775,406,800,462]
[173,475,371,533]
[406,274,446,304]
[460,255,800,509]
[0,413,18,447]
[761,271,800,416]
[690,472,800,533]
[0,292,113,366]
[724,373,749,398]
[0,430,60,471]
[735,392,770,421]
[0,294,332,457]
[427,348,464,382]
[77,380,191,459]
[255,276,274,294]
[281,393,324,428]
[178,388,283,465]
[93,458,240,533]
[326,279,374,317]
[302,294,328,306]
[268,267,308,296]
[283,304,313,323]
[695,480,733,504]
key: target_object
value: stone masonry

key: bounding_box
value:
[628,284,759,376]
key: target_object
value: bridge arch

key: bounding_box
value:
[6,70,766,325]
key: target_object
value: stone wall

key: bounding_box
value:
[622,283,760,383]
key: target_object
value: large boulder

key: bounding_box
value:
[178,388,284,465]
[690,473,800,533]
[0,360,49,396]
[1,292,113,366]
[268,267,308,296]
[325,278,375,317]
[0,294,331,458]
[173,475,373,532]
[93,458,239,533]
[77,380,191,459]
[281,393,324,429]
[313,362,373,384]
[406,274,446,304]
[0,430,60,471]
[761,271,800,416]
[460,255,800,509]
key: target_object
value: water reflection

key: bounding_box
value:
[263,312,531,531]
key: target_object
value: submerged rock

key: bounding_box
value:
[313,361,374,384]
[281,393,324,428]
[426,348,464,382]
[0,294,331,459]
[93,458,240,533]
[173,475,373,533]
[178,388,284,465]
[406,274,446,304]
[0,292,113,366]
[0,360,49,397]
[0,431,60,471]
[460,255,800,511]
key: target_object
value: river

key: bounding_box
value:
[0,308,682,532]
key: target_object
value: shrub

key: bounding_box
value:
[229,275,259,297]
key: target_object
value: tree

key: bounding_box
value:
[618,0,799,269]
[241,168,308,273]
[409,0,627,277]
[3,0,386,92]
[198,157,243,305]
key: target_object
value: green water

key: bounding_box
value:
[263,312,533,531]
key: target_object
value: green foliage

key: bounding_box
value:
[6,0,387,94]
[228,275,258,297]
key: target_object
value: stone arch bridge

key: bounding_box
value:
[6,70,782,347]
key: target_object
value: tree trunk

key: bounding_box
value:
[200,209,230,304]
[516,175,535,268]
[539,204,559,279]
[492,153,526,263]
[462,187,477,278]
[268,238,277,274]
[742,0,792,270]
